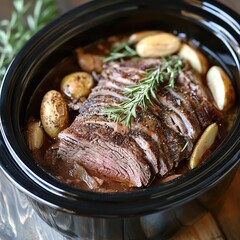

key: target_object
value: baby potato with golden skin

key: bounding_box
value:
[40,90,69,138]
[60,72,94,99]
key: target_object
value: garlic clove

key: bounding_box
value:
[207,66,235,111]
[179,43,208,74]
[189,123,218,169]
[136,32,181,58]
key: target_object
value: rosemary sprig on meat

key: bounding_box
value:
[181,141,189,152]
[102,41,138,62]
[104,56,183,127]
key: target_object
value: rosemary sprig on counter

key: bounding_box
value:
[102,41,138,62]
[104,56,183,127]
[0,0,58,82]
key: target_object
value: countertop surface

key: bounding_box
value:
[174,167,240,240]
[0,0,239,239]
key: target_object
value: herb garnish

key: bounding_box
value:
[104,56,183,127]
[181,141,189,152]
[0,0,57,82]
[102,41,138,62]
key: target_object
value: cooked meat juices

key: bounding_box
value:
[45,59,221,189]
[26,32,235,192]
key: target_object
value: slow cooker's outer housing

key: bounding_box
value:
[0,0,239,239]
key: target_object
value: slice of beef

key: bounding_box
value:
[46,58,221,190]
[57,123,151,187]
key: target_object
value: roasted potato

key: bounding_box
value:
[40,90,69,138]
[60,72,94,99]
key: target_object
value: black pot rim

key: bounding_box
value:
[0,0,240,217]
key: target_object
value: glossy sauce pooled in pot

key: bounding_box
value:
[25,31,236,192]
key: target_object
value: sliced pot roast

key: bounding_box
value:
[45,59,221,189]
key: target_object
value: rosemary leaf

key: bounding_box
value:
[181,141,189,152]
[104,56,183,127]
[102,41,138,62]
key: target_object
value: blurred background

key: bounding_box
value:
[1,0,240,18]
[0,0,239,82]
